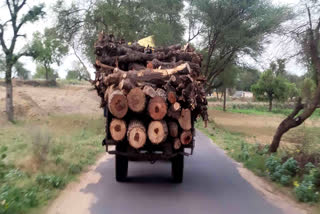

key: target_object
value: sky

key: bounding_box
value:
[0,0,307,79]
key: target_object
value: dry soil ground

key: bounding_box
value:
[209,108,320,149]
[0,83,101,124]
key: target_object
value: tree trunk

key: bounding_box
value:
[127,87,146,113]
[108,88,128,119]
[223,87,227,112]
[147,120,168,144]
[167,90,177,104]
[127,120,146,149]
[268,97,273,112]
[178,109,192,130]
[109,119,127,141]
[148,96,167,120]
[5,66,14,122]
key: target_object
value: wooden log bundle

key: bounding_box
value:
[94,33,208,151]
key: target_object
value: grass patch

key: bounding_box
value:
[196,120,320,206]
[0,114,105,214]
[210,105,320,118]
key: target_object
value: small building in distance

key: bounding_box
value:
[232,91,253,99]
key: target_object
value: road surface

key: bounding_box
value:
[46,130,305,214]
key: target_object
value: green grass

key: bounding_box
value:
[196,120,320,210]
[0,114,105,214]
[210,106,320,118]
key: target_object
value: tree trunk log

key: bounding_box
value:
[108,88,128,119]
[143,85,157,98]
[167,91,177,104]
[148,96,167,120]
[180,130,193,145]
[167,102,181,120]
[109,119,127,141]
[147,120,168,144]
[168,122,179,137]
[127,87,146,113]
[5,74,14,122]
[156,88,167,100]
[127,120,147,149]
[178,108,192,130]
[173,138,182,150]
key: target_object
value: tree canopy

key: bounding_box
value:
[251,69,290,111]
[191,0,290,91]
[54,0,185,62]
[29,27,68,80]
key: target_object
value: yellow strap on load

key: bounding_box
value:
[137,35,155,48]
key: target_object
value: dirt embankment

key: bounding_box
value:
[0,83,101,123]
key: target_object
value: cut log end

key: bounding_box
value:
[127,87,146,113]
[127,120,146,149]
[148,96,168,120]
[180,130,193,145]
[110,119,127,141]
[108,89,128,119]
[148,120,168,144]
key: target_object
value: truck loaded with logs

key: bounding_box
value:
[93,33,208,183]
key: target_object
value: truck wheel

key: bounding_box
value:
[115,144,128,182]
[171,153,184,183]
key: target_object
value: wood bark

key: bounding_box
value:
[127,87,146,113]
[148,96,167,120]
[156,88,167,100]
[180,131,193,145]
[5,77,14,122]
[109,119,127,141]
[178,109,192,130]
[168,122,179,138]
[108,88,128,119]
[127,120,147,149]
[148,120,168,144]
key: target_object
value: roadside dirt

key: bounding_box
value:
[209,109,320,149]
[0,84,101,124]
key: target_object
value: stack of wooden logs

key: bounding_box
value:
[93,33,208,151]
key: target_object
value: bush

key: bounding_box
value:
[0,185,39,214]
[36,175,66,189]
[265,156,299,186]
[294,168,320,202]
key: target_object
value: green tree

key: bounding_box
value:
[66,62,90,80]
[235,67,260,91]
[13,61,30,80]
[0,0,45,122]
[270,1,320,152]
[33,65,59,80]
[193,0,290,91]
[251,69,290,112]
[286,82,299,101]
[29,28,68,80]
[53,0,185,63]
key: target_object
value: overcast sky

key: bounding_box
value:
[0,0,306,79]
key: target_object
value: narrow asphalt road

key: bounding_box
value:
[46,131,297,214]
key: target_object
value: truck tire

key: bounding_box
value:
[115,144,128,182]
[171,153,184,183]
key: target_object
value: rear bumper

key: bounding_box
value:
[102,139,193,161]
